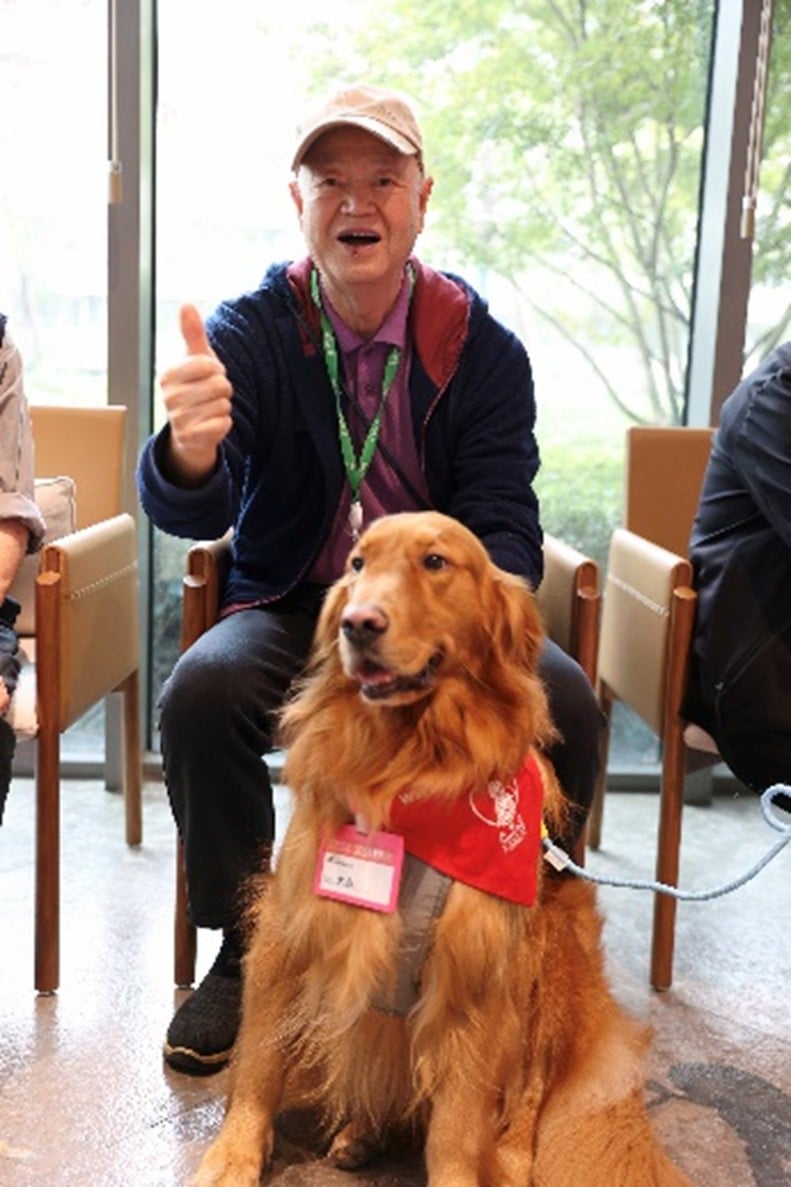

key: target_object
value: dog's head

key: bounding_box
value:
[314,511,545,709]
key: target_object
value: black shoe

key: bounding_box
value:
[163,934,242,1075]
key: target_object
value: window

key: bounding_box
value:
[1,0,108,760]
[745,0,791,359]
[2,2,783,778]
[150,0,716,773]
[1,0,107,407]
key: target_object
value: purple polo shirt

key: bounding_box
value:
[309,270,431,584]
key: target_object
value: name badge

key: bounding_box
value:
[314,825,404,913]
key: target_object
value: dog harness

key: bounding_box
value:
[372,754,544,1014]
[388,753,545,908]
[371,852,453,1015]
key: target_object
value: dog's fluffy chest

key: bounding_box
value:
[275,825,429,1022]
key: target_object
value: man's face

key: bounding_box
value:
[290,126,432,308]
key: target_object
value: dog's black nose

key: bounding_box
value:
[341,603,389,647]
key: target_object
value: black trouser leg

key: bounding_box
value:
[158,588,324,930]
[538,638,605,849]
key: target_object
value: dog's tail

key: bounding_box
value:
[531,1043,695,1187]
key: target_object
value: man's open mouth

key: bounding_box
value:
[338,230,381,247]
[351,653,442,701]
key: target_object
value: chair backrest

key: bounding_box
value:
[625,426,714,557]
[537,534,600,685]
[30,405,126,529]
[597,528,696,738]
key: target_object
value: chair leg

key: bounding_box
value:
[121,669,143,847]
[35,726,60,994]
[175,840,197,988]
[650,753,685,991]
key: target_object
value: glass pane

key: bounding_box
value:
[0,0,107,406]
[745,1,791,359]
[152,1,716,773]
[1,0,108,760]
[152,0,339,742]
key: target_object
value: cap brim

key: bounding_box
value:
[292,116,419,172]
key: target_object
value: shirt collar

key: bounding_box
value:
[322,268,411,354]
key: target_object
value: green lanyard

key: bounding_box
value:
[310,267,412,508]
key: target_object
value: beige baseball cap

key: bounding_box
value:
[291,84,423,172]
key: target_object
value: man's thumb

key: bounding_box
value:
[180,304,214,357]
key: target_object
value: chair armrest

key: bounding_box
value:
[182,531,233,650]
[36,513,139,731]
[538,534,600,684]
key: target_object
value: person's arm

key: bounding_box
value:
[0,327,46,554]
[138,303,242,540]
[0,520,29,604]
[0,324,44,715]
[0,325,37,714]
[438,315,543,585]
[729,347,791,547]
[0,520,27,716]
[158,304,234,485]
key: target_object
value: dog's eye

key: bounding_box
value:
[350,555,364,572]
[423,553,448,571]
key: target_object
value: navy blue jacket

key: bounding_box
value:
[138,258,542,611]
[685,343,791,791]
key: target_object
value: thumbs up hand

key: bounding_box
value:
[159,304,234,485]
[179,303,217,359]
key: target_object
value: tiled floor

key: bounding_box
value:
[1,774,789,1186]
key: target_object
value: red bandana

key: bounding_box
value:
[387,754,544,906]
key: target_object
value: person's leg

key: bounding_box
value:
[538,638,604,852]
[715,730,791,813]
[0,600,20,826]
[160,586,323,1074]
[0,719,15,827]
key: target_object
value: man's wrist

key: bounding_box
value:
[159,429,219,489]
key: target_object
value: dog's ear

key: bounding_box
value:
[489,570,545,672]
[278,574,351,746]
[309,574,350,669]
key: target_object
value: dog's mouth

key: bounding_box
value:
[351,652,443,702]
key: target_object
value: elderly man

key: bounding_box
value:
[138,84,603,1075]
[0,315,46,823]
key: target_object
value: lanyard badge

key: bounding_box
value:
[314,824,405,913]
[310,266,412,540]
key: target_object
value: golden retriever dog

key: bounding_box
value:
[194,511,693,1187]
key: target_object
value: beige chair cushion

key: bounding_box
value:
[9,477,77,637]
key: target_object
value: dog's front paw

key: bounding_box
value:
[327,1121,385,1170]
[192,1134,268,1187]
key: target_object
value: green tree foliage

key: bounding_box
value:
[294,0,712,424]
[746,0,791,361]
[286,0,789,426]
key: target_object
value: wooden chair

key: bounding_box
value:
[624,425,714,557]
[537,533,600,688]
[174,534,233,988]
[589,424,722,842]
[590,527,699,990]
[7,405,142,993]
[536,533,601,866]
[172,530,601,987]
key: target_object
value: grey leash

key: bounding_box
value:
[543,784,791,900]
